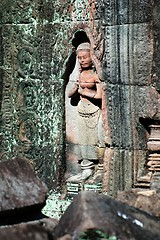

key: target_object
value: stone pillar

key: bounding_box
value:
[102,0,160,195]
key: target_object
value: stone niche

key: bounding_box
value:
[0,0,160,196]
[64,28,106,188]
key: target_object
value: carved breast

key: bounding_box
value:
[79,74,96,89]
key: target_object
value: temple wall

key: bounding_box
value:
[0,0,159,195]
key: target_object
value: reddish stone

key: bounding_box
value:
[0,157,48,212]
[117,189,160,218]
[53,191,160,240]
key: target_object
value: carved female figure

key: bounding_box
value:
[67,42,105,183]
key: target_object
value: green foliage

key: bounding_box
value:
[80,229,117,240]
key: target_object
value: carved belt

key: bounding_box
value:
[78,101,100,117]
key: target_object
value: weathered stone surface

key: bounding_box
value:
[53,191,160,240]
[106,85,159,149]
[0,222,54,240]
[102,0,152,25]
[0,157,48,212]
[0,0,99,25]
[102,149,133,195]
[0,0,71,24]
[153,0,160,91]
[0,22,69,189]
[0,218,58,240]
[104,23,152,86]
[57,235,72,240]
[103,1,160,192]
[117,189,160,218]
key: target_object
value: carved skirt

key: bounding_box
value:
[77,100,105,160]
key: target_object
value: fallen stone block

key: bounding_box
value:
[0,222,54,240]
[117,189,160,217]
[0,157,48,225]
[53,191,160,240]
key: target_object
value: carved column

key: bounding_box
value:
[147,125,160,172]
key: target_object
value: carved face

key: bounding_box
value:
[77,50,92,69]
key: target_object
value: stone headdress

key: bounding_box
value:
[76,42,91,53]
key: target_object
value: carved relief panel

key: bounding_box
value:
[0,20,73,189]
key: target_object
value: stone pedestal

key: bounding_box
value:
[66,182,102,198]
